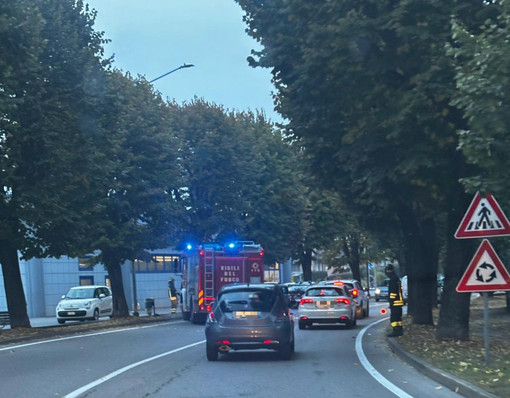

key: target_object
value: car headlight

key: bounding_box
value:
[375,288,381,294]
[84,301,92,309]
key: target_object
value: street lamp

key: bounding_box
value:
[149,63,195,83]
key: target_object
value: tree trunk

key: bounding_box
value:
[396,204,435,325]
[349,236,361,282]
[437,180,474,340]
[0,240,31,328]
[102,251,130,318]
[301,248,313,282]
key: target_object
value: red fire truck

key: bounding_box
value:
[181,241,264,323]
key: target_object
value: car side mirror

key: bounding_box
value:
[99,293,106,299]
[61,294,65,299]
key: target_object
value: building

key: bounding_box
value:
[0,249,185,317]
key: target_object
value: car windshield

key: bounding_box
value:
[66,289,94,299]
[218,290,277,313]
[306,288,344,297]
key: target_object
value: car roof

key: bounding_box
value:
[70,285,108,289]
[219,283,278,292]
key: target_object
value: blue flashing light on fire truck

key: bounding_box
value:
[180,240,264,324]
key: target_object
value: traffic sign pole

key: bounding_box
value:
[483,292,490,364]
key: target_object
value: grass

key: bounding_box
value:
[397,294,510,397]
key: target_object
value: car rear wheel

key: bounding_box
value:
[298,320,307,329]
[280,341,293,360]
[206,343,218,361]
[347,314,357,328]
[364,301,369,317]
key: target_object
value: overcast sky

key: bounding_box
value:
[86,0,281,122]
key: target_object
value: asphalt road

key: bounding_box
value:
[0,301,464,398]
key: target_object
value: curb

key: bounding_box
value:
[386,336,500,398]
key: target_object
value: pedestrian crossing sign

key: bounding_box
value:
[455,192,510,239]
[456,239,510,292]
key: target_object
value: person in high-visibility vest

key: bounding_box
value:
[385,264,404,337]
[168,278,178,313]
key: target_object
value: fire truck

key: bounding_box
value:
[181,241,264,323]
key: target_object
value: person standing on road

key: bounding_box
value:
[168,278,178,313]
[385,264,404,337]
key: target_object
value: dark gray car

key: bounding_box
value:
[205,283,295,361]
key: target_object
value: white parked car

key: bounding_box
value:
[56,285,113,324]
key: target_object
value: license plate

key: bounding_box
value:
[234,311,260,319]
[67,311,75,315]
[316,301,330,309]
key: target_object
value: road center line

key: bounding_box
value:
[64,339,206,398]
[356,318,413,398]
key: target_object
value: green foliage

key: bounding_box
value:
[172,99,306,263]
[0,0,111,326]
[236,0,497,333]
[450,2,510,200]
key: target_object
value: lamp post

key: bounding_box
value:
[149,63,194,83]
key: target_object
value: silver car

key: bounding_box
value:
[297,285,357,329]
[56,285,113,324]
[318,280,370,318]
[205,283,295,361]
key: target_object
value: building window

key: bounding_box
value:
[134,255,182,273]
[80,276,94,285]
[79,255,94,271]
[264,263,280,283]
[105,277,111,288]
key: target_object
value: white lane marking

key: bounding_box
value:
[0,321,185,352]
[64,340,205,398]
[356,318,413,398]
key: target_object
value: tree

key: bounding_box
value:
[171,99,306,263]
[0,0,111,328]
[236,0,490,336]
[88,71,185,317]
[449,1,510,312]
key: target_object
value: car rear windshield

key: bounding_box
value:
[305,287,345,297]
[218,290,277,313]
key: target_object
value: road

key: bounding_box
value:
[0,300,463,398]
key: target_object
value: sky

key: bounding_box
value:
[85,0,281,122]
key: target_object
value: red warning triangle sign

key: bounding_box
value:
[455,192,510,239]
[456,240,510,292]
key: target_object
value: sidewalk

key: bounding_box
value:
[22,306,177,329]
[387,335,499,398]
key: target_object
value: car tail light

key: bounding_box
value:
[335,298,350,305]
[207,311,216,322]
[351,289,359,298]
[300,298,313,305]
